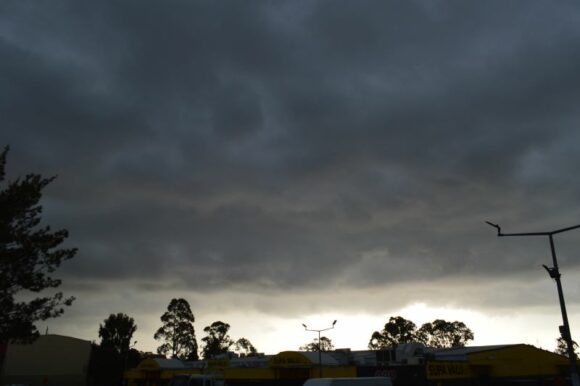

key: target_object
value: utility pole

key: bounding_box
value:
[486,222,580,386]
[302,320,337,378]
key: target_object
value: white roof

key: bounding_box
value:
[299,352,339,365]
[430,345,519,361]
[153,358,188,368]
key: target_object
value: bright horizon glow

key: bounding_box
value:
[46,301,572,356]
[276,304,565,354]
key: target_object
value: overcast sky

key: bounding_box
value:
[3,0,580,354]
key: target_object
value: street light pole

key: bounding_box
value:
[123,340,138,386]
[302,320,337,378]
[486,222,580,386]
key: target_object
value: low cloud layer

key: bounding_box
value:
[3,1,580,350]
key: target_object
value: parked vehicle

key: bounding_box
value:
[168,374,225,386]
[303,377,393,386]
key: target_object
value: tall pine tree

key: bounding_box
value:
[0,147,77,343]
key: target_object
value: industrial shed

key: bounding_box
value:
[0,334,92,386]
[425,344,571,385]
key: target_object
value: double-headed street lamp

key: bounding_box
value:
[487,222,580,386]
[302,320,337,378]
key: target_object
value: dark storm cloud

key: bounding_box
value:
[3,0,580,305]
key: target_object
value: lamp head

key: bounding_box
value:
[302,324,307,329]
[332,320,337,326]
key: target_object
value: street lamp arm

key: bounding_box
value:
[551,224,580,235]
[499,230,550,237]
[486,220,547,236]
[303,326,335,333]
[485,221,502,236]
[487,222,580,237]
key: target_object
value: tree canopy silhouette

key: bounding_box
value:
[99,312,137,355]
[369,316,474,349]
[93,313,139,386]
[300,336,334,352]
[417,319,474,348]
[0,147,77,343]
[556,336,579,358]
[201,321,234,359]
[235,337,258,356]
[154,298,198,360]
[368,316,417,349]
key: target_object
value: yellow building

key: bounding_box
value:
[125,345,576,386]
[126,351,356,386]
[426,344,571,385]
[124,358,205,386]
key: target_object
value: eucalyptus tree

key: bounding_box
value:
[99,313,137,355]
[201,321,234,359]
[300,336,334,352]
[369,316,474,349]
[368,316,418,349]
[235,337,258,356]
[417,319,474,348]
[154,298,198,360]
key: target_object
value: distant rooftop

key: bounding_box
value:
[429,344,521,361]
